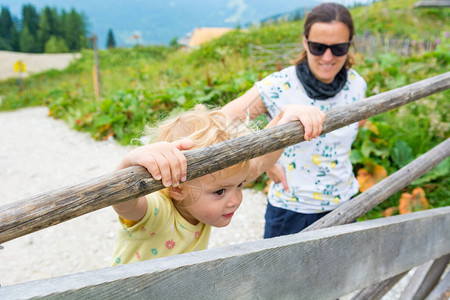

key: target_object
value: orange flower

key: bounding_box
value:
[399,187,429,214]
[382,207,397,217]
[357,164,387,192]
[363,120,379,135]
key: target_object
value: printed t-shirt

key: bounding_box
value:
[112,191,211,265]
[256,65,367,213]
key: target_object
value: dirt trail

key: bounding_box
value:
[0,50,81,81]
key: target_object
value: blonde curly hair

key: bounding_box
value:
[149,105,251,149]
[145,104,252,197]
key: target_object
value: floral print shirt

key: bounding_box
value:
[256,66,367,213]
[112,191,211,265]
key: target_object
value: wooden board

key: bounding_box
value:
[1,207,449,300]
[414,0,450,7]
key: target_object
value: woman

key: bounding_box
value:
[222,3,367,238]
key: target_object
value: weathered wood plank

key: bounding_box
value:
[414,0,450,7]
[351,271,408,300]
[0,72,449,244]
[400,254,450,300]
[0,207,449,300]
[425,269,450,300]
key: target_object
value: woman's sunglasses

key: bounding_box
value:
[305,38,352,57]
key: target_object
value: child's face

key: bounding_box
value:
[174,164,249,227]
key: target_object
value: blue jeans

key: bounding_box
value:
[264,201,330,238]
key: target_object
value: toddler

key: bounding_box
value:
[112,104,325,265]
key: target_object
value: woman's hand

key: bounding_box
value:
[250,105,325,183]
[116,139,194,187]
[274,105,326,141]
[266,164,289,192]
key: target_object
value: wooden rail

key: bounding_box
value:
[0,207,449,299]
[413,0,450,7]
[249,35,440,70]
[0,72,449,244]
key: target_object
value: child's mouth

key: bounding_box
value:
[223,212,234,218]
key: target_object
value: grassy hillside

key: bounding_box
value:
[0,0,448,218]
[352,0,449,37]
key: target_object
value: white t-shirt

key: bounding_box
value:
[256,65,367,213]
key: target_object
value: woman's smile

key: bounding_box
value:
[303,21,350,84]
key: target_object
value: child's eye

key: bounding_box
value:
[214,189,225,196]
[237,182,243,188]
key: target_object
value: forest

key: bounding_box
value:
[0,4,87,53]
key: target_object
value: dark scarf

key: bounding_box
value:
[295,61,347,100]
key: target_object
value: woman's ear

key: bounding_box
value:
[302,35,308,51]
[169,185,185,201]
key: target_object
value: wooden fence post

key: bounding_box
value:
[424,270,450,300]
[249,43,253,68]
[399,254,450,300]
[92,34,102,99]
[350,271,409,300]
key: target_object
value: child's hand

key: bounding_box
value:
[276,105,326,141]
[116,139,194,187]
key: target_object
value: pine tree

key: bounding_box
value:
[0,6,14,50]
[2,4,89,53]
[0,6,13,39]
[44,35,69,53]
[169,36,179,49]
[22,4,39,37]
[292,10,303,21]
[106,28,116,49]
[63,8,87,51]
[37,7,59,52]
[0,36,12,50]
[19,25,38,53]
[9,21,20,51]
[21,4,39,52]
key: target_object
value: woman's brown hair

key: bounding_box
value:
[293,2,355,69]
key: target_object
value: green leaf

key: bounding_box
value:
[99,98,113,113]
[361,139,389,158]
[412,157,450,185]
[93,115,113,127]
[350,149,363,164]
[392,139,414,168]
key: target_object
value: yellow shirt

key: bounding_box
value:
[112,191,211,265]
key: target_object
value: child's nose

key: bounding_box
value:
[227,191,242,207]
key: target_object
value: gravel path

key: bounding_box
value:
[0,107,421,299]
[0,106,267,287]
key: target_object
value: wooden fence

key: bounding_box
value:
[249,42,303,71]
[414,0,450,8]
[249,34,442,71]
[0,72,449,299]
